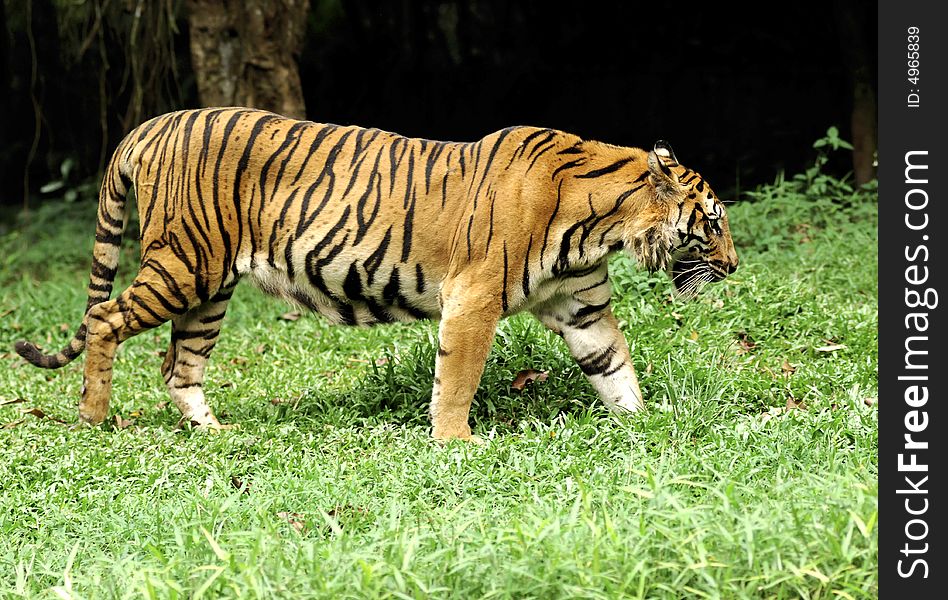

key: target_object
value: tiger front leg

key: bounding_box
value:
[429,286,502,442]
[534,298,644,413]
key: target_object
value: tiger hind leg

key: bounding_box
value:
[161,285,236,429]
[81,261,200,425]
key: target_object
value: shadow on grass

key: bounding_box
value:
[264,336,604,433]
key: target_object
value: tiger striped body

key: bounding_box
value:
[15,107,738,440]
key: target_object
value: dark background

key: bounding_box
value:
[0,1,877,213]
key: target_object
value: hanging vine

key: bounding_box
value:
[51,0,185,172]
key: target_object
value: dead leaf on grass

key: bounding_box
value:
[781,359,796,376]
[863,397,876,407]
[277,512,307,534]
[689,330,699,342]
[327,504,367,519]
[113,415,134,429]
[815,344,846,353]
[3,419,25,429]
[22,407,47,419]
[734,331,756,354]
[279,311,302,322]
[510,369,549,391]
[20,406,67,424]
[786,395,806,410]
[1,398,27,407]
[155,401,169,410]
[230,476,251,494]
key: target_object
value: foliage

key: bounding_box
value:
[0,149,877,596]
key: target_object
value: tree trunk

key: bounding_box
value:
[186,0,309,119]
[834,0,877,185]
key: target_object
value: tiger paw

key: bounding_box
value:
[432,428,485,445]
[178,415,237,432]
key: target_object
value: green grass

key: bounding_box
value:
[0,166,877,598]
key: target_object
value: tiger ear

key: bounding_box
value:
[647,140,680,196]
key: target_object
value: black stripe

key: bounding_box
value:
[575,275,609,293]
[571,315,604,330]
[127,291,169,325]
[354,171,383,246]
[199,312,227,324]
[472,128,515,203]
[210,286,236,302]
[576,344,617,376]
[485,193,496,256]
[572,301,610,321]
[466,214,474,261]
[539,180,562,268]
[364,226,392,286]
[403,146,415,209]
[424,142,447,194]
[441,168,450,209]
[562,263,604,278]
[575,158,633,179]
[556,143,584,155]
[95,230,122,245]
[343,263,363,300]
[339,305,357,327]
[382,266,401,305]
[401,191,416,262]
[172,329,219,341]
[415,264,426,295]
[524,131,557,162]
[99,209,124,229]
[525,139,558,173]
[501,242,509,312]
[522,235,533,299]
[550,158,587,180]
[91,257,117,281]
[504,128,551,169]
[601,362,625,378]
[292,124,339,185]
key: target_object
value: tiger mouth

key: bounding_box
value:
[670,259,728,297]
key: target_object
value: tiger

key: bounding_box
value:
[15,107,738,441]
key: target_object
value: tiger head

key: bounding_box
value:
[646,141,739,297]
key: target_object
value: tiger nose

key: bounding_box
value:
[727,255,739,274]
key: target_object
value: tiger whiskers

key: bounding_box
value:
[673,265,713,299]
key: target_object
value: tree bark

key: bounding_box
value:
[186,0,309,119]
[834,0,877,185]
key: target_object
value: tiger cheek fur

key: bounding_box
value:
[14,108,737,440]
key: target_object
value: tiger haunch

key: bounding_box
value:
[15,107,738,438]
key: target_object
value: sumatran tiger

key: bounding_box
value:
[15,107,738,441]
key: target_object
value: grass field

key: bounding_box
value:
[0,154,877,598]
